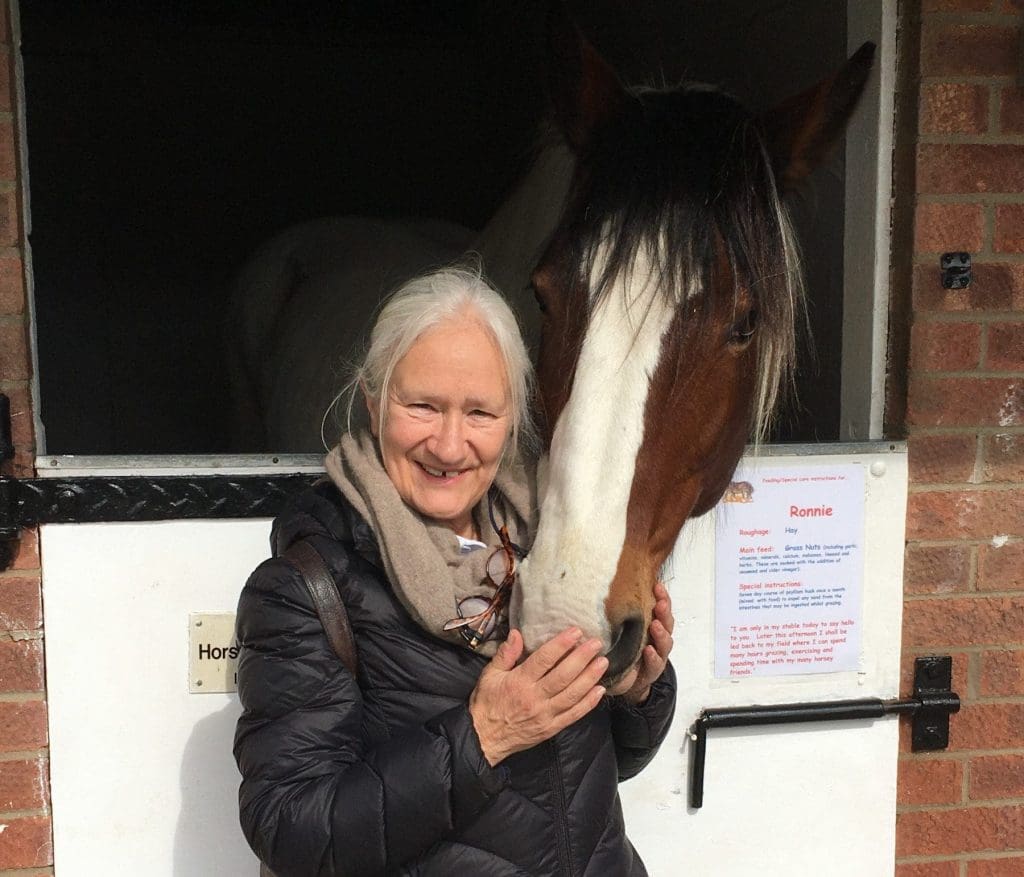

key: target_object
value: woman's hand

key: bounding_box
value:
[606,581,675,705]
[469,627,607,766]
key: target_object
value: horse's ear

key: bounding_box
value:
[544,2,631,152]
[760,41,876,193]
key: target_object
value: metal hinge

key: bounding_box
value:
[688,656,960,809]
[0,393,12,464]
[0,395,321,570]
[0,393,17,568]
[0,471,321,571]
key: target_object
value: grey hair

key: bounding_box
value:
[345,266,537,458]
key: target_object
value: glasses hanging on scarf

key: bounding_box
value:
[443,489,525,650]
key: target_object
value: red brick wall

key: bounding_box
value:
[0,0,50,873]
[897,0,1024,873]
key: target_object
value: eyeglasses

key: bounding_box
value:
[443,493,524,649]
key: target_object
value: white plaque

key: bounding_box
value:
[189,612,239,693]
[714,463,866,678]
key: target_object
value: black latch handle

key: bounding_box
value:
[689,656,959,809]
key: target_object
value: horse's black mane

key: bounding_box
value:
[569,85,783,303]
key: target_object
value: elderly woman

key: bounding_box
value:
[234,268,677,876]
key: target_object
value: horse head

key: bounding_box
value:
[514,6,875,683]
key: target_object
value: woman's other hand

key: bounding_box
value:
[469,628,607,766]
[606,580,675,705]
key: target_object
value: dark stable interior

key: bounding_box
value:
[22,0,845,454]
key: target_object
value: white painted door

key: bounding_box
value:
[619,445,907,876]
[42,518,267,875]
[41,444,905,876]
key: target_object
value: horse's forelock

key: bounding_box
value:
[560,83,804,439]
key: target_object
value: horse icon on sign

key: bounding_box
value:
[723,481,754,503]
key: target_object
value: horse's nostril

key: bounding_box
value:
[604,616,646,682]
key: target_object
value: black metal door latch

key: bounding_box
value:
[689,656,960,808]
[940,252,972,289]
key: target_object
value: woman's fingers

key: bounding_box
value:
[474,615,674,760]
[520,629,610,698]
[470,628,610,763]
[604,663,640,697]
[653,581,675,635]
[550,680,607,730]
[517,627,584,681]
[614,599,675,705]
[649,618,673,660]
[536,636,604,695]
[644,644,664,675]
[548,648,608,707]
[490,629,524,671]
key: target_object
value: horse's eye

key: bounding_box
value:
[729,308,759,346]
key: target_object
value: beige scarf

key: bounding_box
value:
[324,430,537,656]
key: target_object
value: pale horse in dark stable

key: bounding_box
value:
[227,8,875,682]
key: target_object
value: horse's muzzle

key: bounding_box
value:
[603,615,646,684]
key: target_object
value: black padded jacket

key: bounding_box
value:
[234,481,677,876]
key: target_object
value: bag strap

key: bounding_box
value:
[258,540,356,877]
[283,540,358,676]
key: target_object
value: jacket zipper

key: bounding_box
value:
[548,739,574,876]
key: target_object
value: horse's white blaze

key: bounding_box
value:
[517,252,679,651]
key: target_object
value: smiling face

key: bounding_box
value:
[366,315,512,538]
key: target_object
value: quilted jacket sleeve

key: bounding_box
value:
[233,556,509,877]
[609,660,677,780]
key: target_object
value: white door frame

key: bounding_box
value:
[842,0,897,441]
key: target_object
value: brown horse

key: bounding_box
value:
[514,8,874,681]
[227,6,874,683]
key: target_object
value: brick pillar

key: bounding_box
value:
[0,0,51,873]
[896,1,1024,874]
